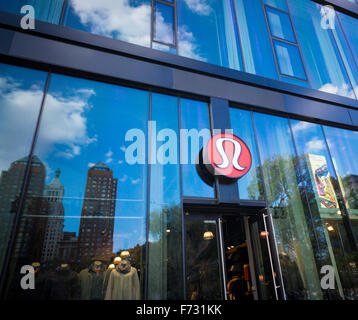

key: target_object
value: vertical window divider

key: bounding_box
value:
[0,71,52,299]
[150,0,155,49]
[178,96,187,300]
[144,91,152,300]
[59,0,68,26]
[173,0,178,50]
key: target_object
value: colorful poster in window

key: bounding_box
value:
[308,154,338,209]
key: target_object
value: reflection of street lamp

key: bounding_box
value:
[260,231,269,238]
[327,225,334,232]
[108,264,115,270]
[114,256,122,264]
[120,251,130,259]
[203,231,214,240]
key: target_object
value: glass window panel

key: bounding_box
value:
[273,40,306,80]
[0,63,47,274]
[280,76,310,88]
[287,0,355,99]
[5,74,149,300]
[290,119,358,299]
[263,0,288,11]
[233,0,278,80]
[253,112,323,299]
[180,98,214,198]
[0,0,64,24]
[177,0,243,71]
[63,0,151,47]
[337,12,358,98]
[323,126,358,248]
[229,108,264,200]
[266,7,296,43]
[152,42,177,54]
[147,93,183,299]
[154,2,175,45]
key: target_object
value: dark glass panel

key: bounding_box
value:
[185,218,222,300]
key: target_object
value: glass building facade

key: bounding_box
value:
[0,0,358,300]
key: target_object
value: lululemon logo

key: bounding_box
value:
[204,133,252,179]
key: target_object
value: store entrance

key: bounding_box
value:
[184,208,280,300]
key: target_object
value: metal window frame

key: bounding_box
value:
[152,0,178,49]
[262,1,310,85]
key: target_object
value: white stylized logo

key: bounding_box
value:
[320,5,335,30]
[215,137,246,171]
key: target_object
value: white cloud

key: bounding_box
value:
[319,83,355,99]
[184,0,211,16]
[0,76,96,172]
[131,178,141,185]
[105,149,113,158]
[306,137,325,152]
[291,121,313,133]
[36,88,97,159]
[119,174,128,183]
[178,26,206,62]
[105,149,113,163]
[69,0,151,47]
[88,162,96,168]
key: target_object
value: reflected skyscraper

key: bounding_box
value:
[77,162,117,264]
[41,169,65,265]
[0,156,45,270]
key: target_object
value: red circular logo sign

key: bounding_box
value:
[204,133,252,179]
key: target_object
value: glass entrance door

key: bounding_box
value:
[185,209,282,300]
[185,216,224,300]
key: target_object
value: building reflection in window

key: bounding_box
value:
[0,63,46,275]
[253,112,322,300]
[291,119,358,300]
[4,73,150,300]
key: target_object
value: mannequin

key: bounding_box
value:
[103,258,120,293]
[43,263,80,300]
[79,260,106,300]
[105,255,140,300]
